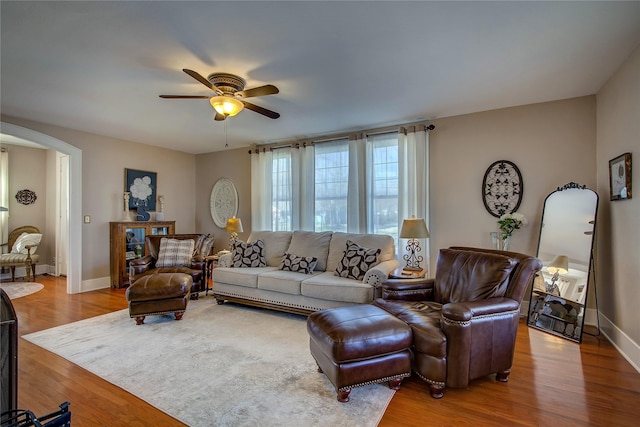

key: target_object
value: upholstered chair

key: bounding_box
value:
[1,225,42,281]
[374,247,542,398]
[129,234,213,299]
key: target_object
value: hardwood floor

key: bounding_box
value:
[8,275,640,426]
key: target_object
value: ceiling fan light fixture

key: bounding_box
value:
[210,96,244,117]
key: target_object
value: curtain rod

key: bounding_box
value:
[247,121,435,154]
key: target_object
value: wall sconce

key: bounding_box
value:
[399,216,430,271]
[546,255,569,295]
[225,216,243,249]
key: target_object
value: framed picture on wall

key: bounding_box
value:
[125,168,157,211]
[609,153,632,201]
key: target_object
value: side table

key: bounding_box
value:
[204,255,219,296]
[382,268,432,301]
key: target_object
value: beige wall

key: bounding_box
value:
[596,44,640,350]
[1,115,197,284]
[195,148,252,253]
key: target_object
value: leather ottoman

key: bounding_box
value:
[126,272,192,325]
[307,304,412,402]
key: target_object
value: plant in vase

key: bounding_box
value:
[494,212,528,250]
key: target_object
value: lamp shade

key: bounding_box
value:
[400,216,430,239]
[210,96,244,117]
[225,216,243,233]
[547,255,569,275]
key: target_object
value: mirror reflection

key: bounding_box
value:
[527,182,598,343]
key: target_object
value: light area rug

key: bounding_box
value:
[23,299,395,427]
[0,281,44,299]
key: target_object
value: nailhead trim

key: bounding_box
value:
[414,370,445,387]
[130,310,185,318]
[442,308,520,327]
[338,372,411,392]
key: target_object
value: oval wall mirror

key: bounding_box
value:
[527,182,598,343]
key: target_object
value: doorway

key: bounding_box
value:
[0,122,82,294]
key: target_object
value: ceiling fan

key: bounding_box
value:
[160,69,280,121]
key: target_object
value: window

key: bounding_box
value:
[272,149,292,231]
[314,140,349,232]
[369,134,398,236]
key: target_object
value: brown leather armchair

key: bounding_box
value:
[374,247,542,398]
[129,234,212,299]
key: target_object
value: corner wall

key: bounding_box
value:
[596,43,640,370]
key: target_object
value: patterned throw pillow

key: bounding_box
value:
[156,238,195,267]
[232,239,267,268]
[279,252,318,274]
[198,234,215,256]
[335,240,381,281]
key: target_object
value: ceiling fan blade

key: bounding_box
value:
[236,84,279,99]
[159,95,211,99]
[182,69,222,95]
[242,101,280,119]
[214,112,226,121]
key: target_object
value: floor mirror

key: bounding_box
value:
[527,182,598,343]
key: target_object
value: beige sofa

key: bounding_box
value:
[212,230,399,315]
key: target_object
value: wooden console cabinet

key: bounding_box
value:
[109,221,175,288]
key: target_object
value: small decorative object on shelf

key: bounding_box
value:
[492,212,528,251]
[156,195,165,220]
[123,192,133,222]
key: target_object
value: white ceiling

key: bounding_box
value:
[2,1,639,154]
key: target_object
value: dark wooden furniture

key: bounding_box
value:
[109,221,175,288]
[1,289,18,415]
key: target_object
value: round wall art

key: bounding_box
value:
[482,160,523,217]
[15,189,37,205]
[210,178,239,228]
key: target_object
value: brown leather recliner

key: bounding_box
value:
[374,246,542,398]
[129,234,211,299]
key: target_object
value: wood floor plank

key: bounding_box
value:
[8,275,640,426]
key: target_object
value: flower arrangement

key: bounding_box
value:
[497,212,528,240]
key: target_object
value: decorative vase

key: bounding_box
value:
[490,231,510,251]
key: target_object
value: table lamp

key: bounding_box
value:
[546,255,568,295]
[399,216,430,271]
[225,216,243,249]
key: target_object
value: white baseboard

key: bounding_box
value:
[598,313,640,374]
[521,300,640,374]
[1,264,51,280]
[80,276,111,292]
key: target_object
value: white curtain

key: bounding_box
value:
[251,149,273,231]
[398,125,430,271]
[291,143,315,231]
[0,148,8,245]
[347,134,367,233]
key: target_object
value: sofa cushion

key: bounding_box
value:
[287,230,332,271]
[335,240,381,281]
[279,252,318,274]
[232,239,267,268]
[326,232,394,272]
[434,248,517,304]
[155,238,195,268]
[248,231,293,267]
[214,266,278,288]
[301,272,375,304]
[257,269,320,295]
